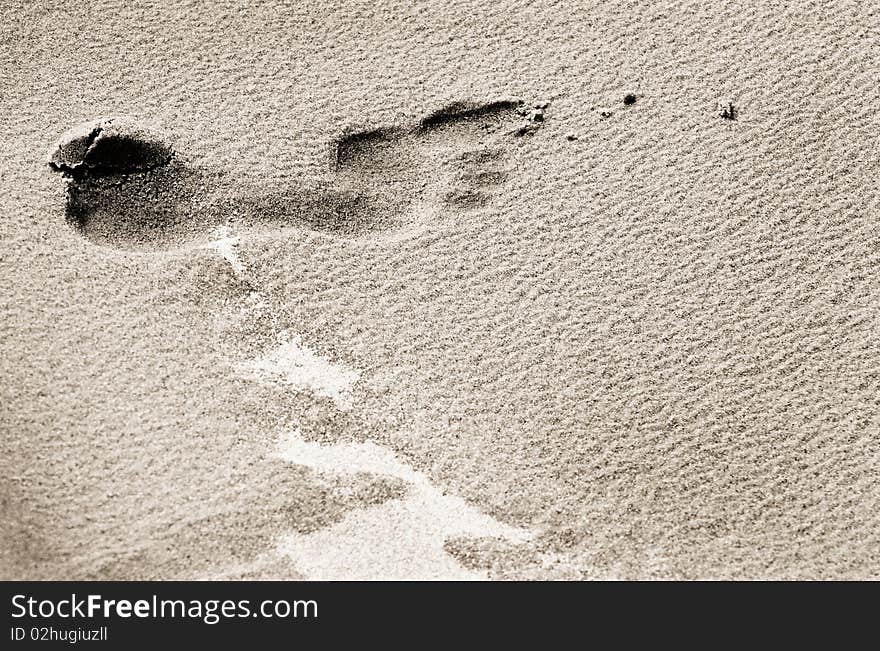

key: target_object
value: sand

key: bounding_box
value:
[2,0,879,580]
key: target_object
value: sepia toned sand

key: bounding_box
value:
[2,0,879,580]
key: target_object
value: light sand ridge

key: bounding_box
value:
[243,334,361,411]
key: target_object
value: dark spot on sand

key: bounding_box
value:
[623,93,637,106]
[720,103,737,120]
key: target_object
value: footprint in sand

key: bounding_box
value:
[331,99,532,215]
[46,99,544,250]
[45,101,545,579]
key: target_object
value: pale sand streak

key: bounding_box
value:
[209,226,361,410]
[211,226,532,578]
[243,335,360,410]
[275,430,534,580]
[207,225,246,277]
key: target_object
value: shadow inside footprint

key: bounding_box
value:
[443,188,491,209]
[418,99,524,131]
[332,127,409,172]
[64,162,219,250]
[64,166,398,250]
[232,184,399,237]
[331,99,534,220]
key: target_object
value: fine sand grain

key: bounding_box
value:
[2,0,879,580]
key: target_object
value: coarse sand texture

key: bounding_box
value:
[2,0,879,580]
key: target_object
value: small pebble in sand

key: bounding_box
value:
[47,116,173,176]
[566,133,579,141]
[720,102,737,120]
[623,93,637,105]
[517,104,546,123]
